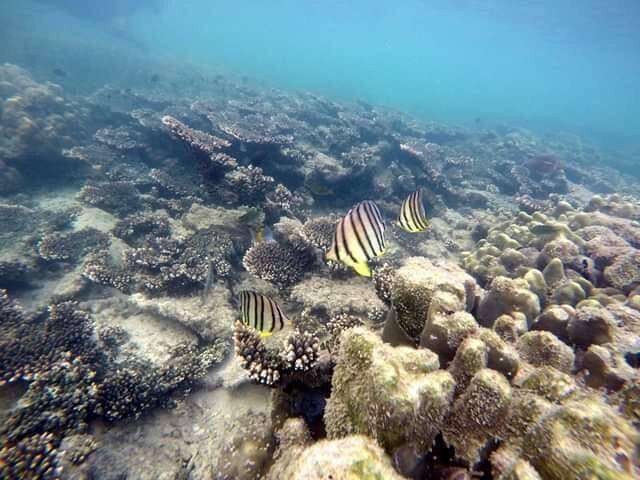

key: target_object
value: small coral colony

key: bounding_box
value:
[1,62,639,479]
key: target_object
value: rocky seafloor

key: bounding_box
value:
[1,62,639,479]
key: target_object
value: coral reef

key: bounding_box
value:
[37,228,110,263]
[0,292,228,477]
[390,257,478,339]
[99,341,226,421]
[162,115,233,163]
[87,226,238,296]
[267,434,404,480]
[3,62,640,479]
[325,328,455,451]
[112,212,171,246]
[233,321,320,386]
[301,216,337,253]
[0,63,91,182]
[243,239,315,287]
[77,181,143,216]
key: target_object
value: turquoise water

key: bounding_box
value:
[3,0,640,148]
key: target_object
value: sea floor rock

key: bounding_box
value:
[266,435,404,480]
[290,275,386,321]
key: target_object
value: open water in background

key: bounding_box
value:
[1,0,639,159]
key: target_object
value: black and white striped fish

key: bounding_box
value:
[326,200,386,277]
[398,189,429,233]
[239,291,288,337]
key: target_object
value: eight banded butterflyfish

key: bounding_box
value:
[239,291,288,338]
[326,200,386,277]
[398,189,429,233]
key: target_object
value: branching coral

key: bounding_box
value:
[37,228,110,263]
[224,165,275,204]
[233,322,320,386]
[0,291,228,477]
[77,181,142,216]
[162,115,232,158]
[99,341,227,421]
[301,216,336,253]
[82,251,133,293]
[112,212,171,246]
[118,228,236,295]
[243,240,315,287]
[0,293,98,385]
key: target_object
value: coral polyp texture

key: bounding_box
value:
[233,321,320,386]
[1,62,640,478]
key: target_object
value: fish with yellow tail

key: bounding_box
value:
[239,291,288,338]
[398,189,429,233]
[326,200,386,277]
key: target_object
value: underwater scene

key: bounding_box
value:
[1,1,640,479]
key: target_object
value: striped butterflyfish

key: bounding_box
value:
[398,189,429,233]
[239,291,288,338]
[326,200,386,277]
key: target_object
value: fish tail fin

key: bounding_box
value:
[352,262,372,277]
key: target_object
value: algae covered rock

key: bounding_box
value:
[391,257,477,338]
[523,397,639,480]
[324,327,455,451]
[604,250,640,292]
[266,435,404,480]
[420,310,478,363]
[442,368,512,464]
[518,366,577,403]
[568,304,615,348]
[290,276,386,321]
[478,276,540,328]
[491,445,543,480]
[516,331,574,374]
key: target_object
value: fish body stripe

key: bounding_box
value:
[353,204,377,258]
[328,200,386,268]
[361,201,385,253]
[401,196,414,231]
[409,191,423,229]
[239,291,287,334]
[399,190,428,232]
[348,207,373,261]
[413,191,428,230]
[259,294,265,332]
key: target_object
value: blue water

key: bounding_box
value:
[3,0,640,150]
